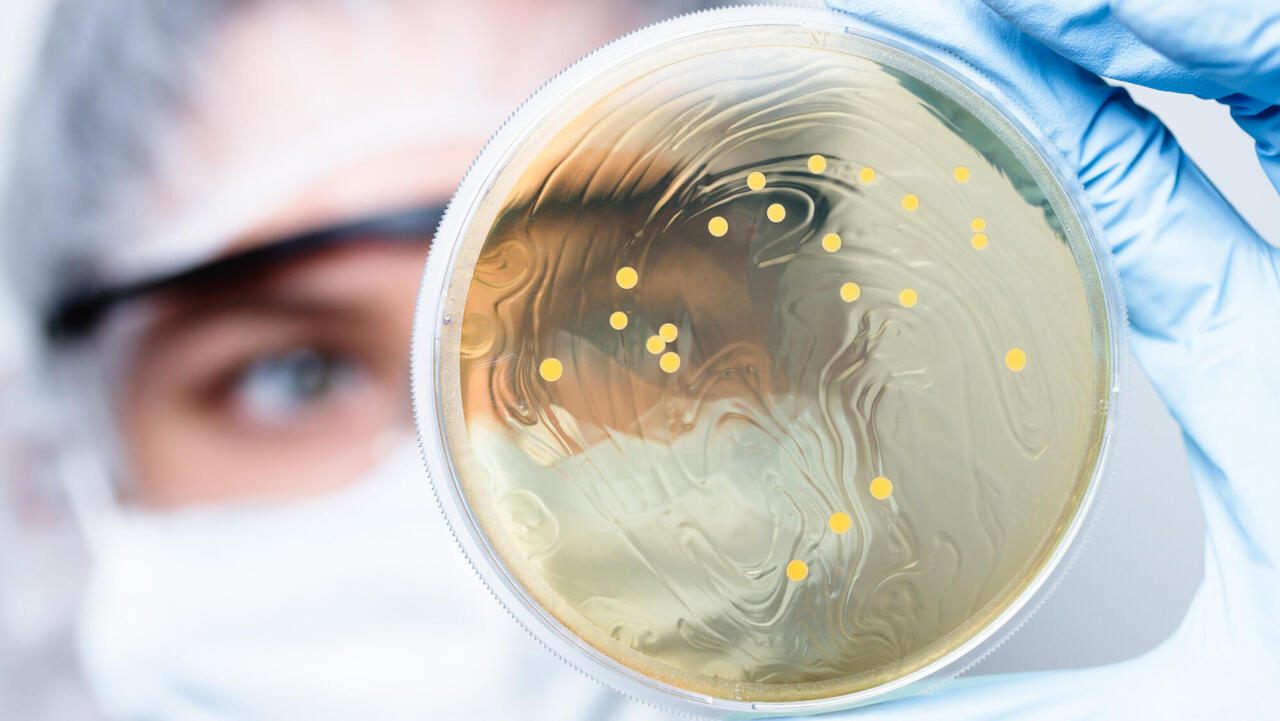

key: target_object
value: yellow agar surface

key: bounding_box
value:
[786,560,809,581]
[616,266,638,289]
[829,512,853,534]
[1006,347,1027,371]
[870,476,894,500]
[659,351,681,373]
[539,358,563,382]
[708,216,729,237]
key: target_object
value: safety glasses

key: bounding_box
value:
[45,204,445,344]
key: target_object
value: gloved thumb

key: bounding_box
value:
[1109,0,1280,192]
[978,0,1280,195]
[1108,0,1280,104]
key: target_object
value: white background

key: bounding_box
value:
[1,0,1276,693]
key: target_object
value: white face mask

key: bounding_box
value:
[77,439,663,721]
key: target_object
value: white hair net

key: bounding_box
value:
[0,0,243,336]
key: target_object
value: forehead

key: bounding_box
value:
[199,1,630,147]
[144,1,638,260]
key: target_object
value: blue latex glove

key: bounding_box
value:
[813,0,1280,717]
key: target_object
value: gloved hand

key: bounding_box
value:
[814,0,1280,718]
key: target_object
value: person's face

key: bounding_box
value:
[114,1,642,509]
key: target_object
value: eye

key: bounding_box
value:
[228,347,360,427]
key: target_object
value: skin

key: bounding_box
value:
[118,0,648,509]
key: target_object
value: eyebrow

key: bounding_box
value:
[45,203,445,344]
[135,291,387,368]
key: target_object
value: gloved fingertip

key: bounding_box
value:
[1227,98,1280,195]
[1109,0,1280,102]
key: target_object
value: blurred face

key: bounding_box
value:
[113,1,643,509]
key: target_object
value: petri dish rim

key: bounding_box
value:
[410,5,1128,717]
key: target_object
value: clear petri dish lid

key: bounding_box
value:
[412,5,1126,717]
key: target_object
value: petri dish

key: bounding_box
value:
[412,6,1125,717]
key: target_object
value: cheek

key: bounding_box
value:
[122,375,391,510]
[119,382,199,506]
